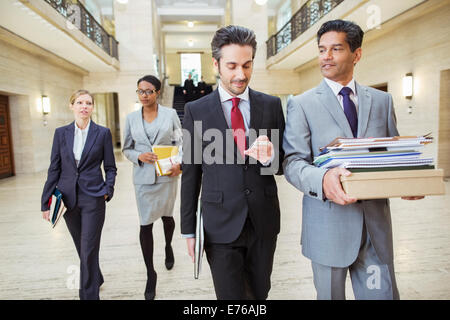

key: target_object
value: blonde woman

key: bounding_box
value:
[41,90,117,300]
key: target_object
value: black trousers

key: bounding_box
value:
[204,217,277,300]
[63,189,105,300]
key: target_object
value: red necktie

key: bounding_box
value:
[230,97,246,158]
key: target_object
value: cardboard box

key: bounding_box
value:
[340,169,445,200]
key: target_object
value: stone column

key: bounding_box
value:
[84,0,158,146]
[231,0,301,95]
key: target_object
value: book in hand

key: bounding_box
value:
[48,188,66,228]
[152,145,180,176]
[194,198,204,279]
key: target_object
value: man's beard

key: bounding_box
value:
[218,66,248,96]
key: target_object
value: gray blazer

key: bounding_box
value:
[282,79,399,268]
[122,105,182,185]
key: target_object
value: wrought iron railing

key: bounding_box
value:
[43,0,119,60]
[266,0,344,59]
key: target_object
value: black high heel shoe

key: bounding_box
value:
[165,245,174,270]
[144,271,157,300]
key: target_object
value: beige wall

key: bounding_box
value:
[290,0,450,162]
[0,30,84,174]
[166,52,182,85]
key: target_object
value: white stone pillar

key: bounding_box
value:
[84,0,158,147]
[231,0,301,95]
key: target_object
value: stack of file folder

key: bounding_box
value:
[314,135,445,199]
[314,135,434,172]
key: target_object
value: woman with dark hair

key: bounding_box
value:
[122,75,182,300]
[41,89,117,300]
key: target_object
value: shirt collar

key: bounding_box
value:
[324,78,356,97]
[218,82,250,103]
[74,119,91,133]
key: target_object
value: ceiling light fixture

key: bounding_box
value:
[254,0,268,5]
[188,21,194,28]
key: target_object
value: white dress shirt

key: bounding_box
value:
[218,82,251,133]
[324,78,359,113]
[73,120,91,166]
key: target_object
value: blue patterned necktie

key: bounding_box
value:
[339,87,358,138]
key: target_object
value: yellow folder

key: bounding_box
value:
[152,145,180,176]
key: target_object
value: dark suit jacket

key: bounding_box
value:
[184,79,195,94]
[41,121,117,211]
[181,88,285,244]
[197,81,207,92]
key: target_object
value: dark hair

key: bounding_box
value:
[211,25,257,61]
[137,75,161,91]
[317,20,364,52]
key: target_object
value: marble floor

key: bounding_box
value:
[0,151,449,300]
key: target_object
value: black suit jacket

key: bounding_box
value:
[184,79,195,93]
[41,121,117,211]
[181,88,285,244]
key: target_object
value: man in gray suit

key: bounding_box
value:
[283,20,423,300]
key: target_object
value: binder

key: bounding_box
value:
[48,188,67,228]
[151,145,180,176]
[194,197,204,279]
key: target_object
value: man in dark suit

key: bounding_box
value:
[183,73,196,102]
[181,25,285,300]
[197,76,207,99]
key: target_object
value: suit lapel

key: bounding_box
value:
[249,88,263,131]
[64,122,77,168]
[317,79,354,138]
[210,89,230,132]
[78,121,99,167]
[135,108,152,147]
[356,82,372,138]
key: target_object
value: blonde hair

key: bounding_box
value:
[69,89,94,105]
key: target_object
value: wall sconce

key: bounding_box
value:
[402,73,413,99]
[188,39,194,47]
[134,101,141,110]
[187,21,194,28]
[42,95,51,114]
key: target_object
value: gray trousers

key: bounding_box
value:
[311,222,400,300]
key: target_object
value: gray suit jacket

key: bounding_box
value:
[282,79,399,268]
[122,105,182,185]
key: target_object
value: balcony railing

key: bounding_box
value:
[266,0,344,59]
[44,0,119,60]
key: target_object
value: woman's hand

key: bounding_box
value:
[138,152,158,164]
[42,210,50,221]
[168,163,182,177]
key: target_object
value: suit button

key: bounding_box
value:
[309,191,317,197]
[243,165,248,171]
[75,173,79,177]
[244,188,251,196]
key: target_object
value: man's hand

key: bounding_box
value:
[42,210,50,221]
[244,135,273,164]
[401,196,425,200]
[186,237,195,263]
[323,168,358,205]
[168,163,182,177]
[138,152,158,164]
[183,90,187,95]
